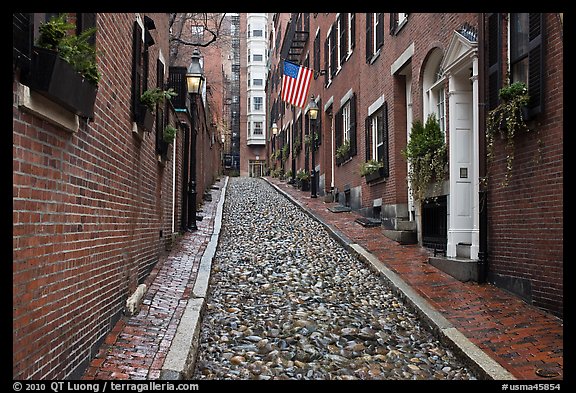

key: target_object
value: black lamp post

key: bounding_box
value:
[308,97,319,198]
[185,49,205,231]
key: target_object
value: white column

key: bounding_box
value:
[469,54,480,260]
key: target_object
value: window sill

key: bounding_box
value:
[17,82,79,133]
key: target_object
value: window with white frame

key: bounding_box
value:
[253,53,263,62]
[253,96,263,111]
[436,87,446,133]
[343,101,351,142]
[253,79,263,86]
[253,121,263,135]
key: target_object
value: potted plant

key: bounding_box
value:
[137,87,177,132]
[335,139,351,165]
[360,159,384,183]
[28,13,100,118]
[296,169,310,191]
[402,114,447,201]
[281,144,289,163]
[163,124,178,144]
[486,81,531,186]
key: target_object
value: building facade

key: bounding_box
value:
[240,13,269,177]
[267,13,563,318]
[13,12,223,379]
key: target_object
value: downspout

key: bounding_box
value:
[477,13,488,283]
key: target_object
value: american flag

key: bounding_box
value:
[281,60,313,108]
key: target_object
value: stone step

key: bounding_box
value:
[382,229,417,244]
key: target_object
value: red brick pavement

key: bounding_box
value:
[82,178,226,380]
[265,177,563,381]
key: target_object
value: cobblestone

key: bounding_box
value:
[193,177,477,380]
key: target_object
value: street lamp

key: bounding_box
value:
[308,97,319,198]
[185,49,205,231]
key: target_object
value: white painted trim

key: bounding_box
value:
[391,42,415,75]
[368,95,385,117]
[340,88,354,107]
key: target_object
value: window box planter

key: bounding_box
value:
[27,46,97,118]
[135,103,154,132]
[365,168,384,183]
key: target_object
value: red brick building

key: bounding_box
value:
[12,13,222,379]
[267,13,562,318]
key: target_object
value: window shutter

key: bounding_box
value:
[365,13,373,62]
[324,36,329,86]
[76,13,96,45]
[349,93,357,157]
[390,13,398,34]
[335,106,343,151]
[317,98,322,146]
[314,32,320,78]
[381,101,389,177]
[350,13,355,49]
[527,13,544,116]
[13,13,32,72]
[365,117,372,162]
[330,25,337,78]
[486,13,501,111]
[339,13,348,64]
[132,21,143,120]
[156,59,166,154]
[376,13,384,50]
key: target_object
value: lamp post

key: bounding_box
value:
[271,122,278,173]
[308,97,319,198]
[185,48,205,231]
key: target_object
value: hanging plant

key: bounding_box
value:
[281,144,289,162]
[402,114,447,201]
[140,87,177,112]
[163,124,178,144]
[486,81,531,186]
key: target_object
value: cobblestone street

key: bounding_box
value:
[193,177,477,380]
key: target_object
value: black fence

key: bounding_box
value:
[421,195,447,254]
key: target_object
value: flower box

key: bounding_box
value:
[27,46,97,118]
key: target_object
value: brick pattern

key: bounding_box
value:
[82,178,224,380]
[486,13,563,317]
[11,13,203,380]
[267,177,563,380]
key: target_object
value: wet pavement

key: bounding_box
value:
[82,175,563,381]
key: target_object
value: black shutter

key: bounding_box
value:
[335,106,343,151]
[156,59,166,154]
[350,13,355,49]
[314,32,320,78]
[382,102,389,177]
[349,93,357,157]
[390,13,398,34]
[330,25,337,78]
[339,13,348,64]
[486,13,502,111]
[76,13,96,45]
[324,36,329,86]
[132,21,143,120]
[317,98,322,146]
[366,13,373,62]
[376,13,384,50]
[13,13,32,73]
[527,13,544,116]
[365,116,372,162]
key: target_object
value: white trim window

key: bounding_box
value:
[253,121,263,135]
[342,101,351,142]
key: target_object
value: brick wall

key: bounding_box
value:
[12,13,177,379]
[486,13,563,317]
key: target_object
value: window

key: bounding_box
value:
[253,53,263,62]
[436,88,446,133]
[337,13,355,66]
[390,13,409,35]
[253,121,263,135]
[510,13,530,86]
[366,13,384,63]
[253,96,263,111]
[191,25,204,41]
[487,13,543,116]
[253,79,263,86]
[335,93,357,163]
[365,102,389,178]
[253,29,263,37]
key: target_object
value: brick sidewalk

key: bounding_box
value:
[265,177,563,381]
[82,177,226,380]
